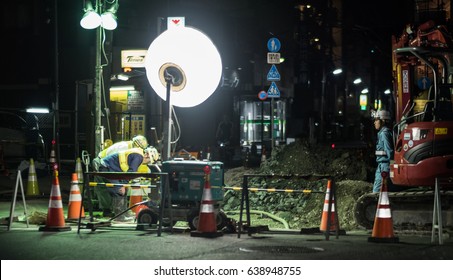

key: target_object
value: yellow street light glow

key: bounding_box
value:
[145,26,222,107]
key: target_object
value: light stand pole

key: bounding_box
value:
[163,75,173,161]
[94,14,103,157]
[81,0,118,156]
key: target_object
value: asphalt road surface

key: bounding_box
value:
[1,168,452,280]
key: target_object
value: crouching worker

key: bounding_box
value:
[91,135,149,217]
[97,135,148,159]
[96,147,155,221]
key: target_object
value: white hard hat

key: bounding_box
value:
[132,135,148,149]
[144,146,160,164]
[372,110,391,120]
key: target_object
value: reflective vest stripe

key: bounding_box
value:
[375,151,386,156]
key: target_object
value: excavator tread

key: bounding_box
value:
[354,189,453,230]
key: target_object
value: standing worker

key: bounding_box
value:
[96,147,158,221]
[372,110,394,193]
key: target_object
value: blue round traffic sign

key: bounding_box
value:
[267,38,281,52]
[417,77,431,90]
[258,90,268,100]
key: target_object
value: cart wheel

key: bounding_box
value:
[216,210,228,230]
[137,208,158,225]
[161,217,177,227]
[187,209,229,230]
[187,209,199,230]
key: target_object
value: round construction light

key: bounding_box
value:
[80,10,101,29]
[145,26,222,107]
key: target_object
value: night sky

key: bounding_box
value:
[0,0,419,149]
[1,0,412,104]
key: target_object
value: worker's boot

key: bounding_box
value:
[112,196,135,222]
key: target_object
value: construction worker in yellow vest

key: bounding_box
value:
[97,135,148,159]
[91,135,148,216]
[95,147,157,220]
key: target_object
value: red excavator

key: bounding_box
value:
[355,18,453,230]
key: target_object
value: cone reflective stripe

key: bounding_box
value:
[319,180,337,232]
[200,203,214,213]
[199,184,215,216]
[368,171,398,243]
[49,148,56,164]
[375,194,391,218]
[129,187,144,213]
[191,165,223,238]
[49,140,58,175]
[39,174,71,231]
[67,173,85,220]
[26,158,40,196]
[75,157,84,193]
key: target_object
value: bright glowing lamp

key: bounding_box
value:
[80,9,101,29]
[101,11,117,30]
[145,26,222,107]
[145,25,222,160]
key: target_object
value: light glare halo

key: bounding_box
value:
[145,26,222,107]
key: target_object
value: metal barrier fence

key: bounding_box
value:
[235,173,340,240]
[78,171,170,237]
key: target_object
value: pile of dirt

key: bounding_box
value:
[222,139,376,231]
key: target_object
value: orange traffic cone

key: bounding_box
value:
[129,187,144,214]
[191,165,223,238]
[39,172,71,231]
[319,179,339,232]
[368,172,399,243]
[26,158,40,196]
[75,157,84,193]
[67,173,85,220]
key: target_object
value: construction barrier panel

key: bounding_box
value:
[78,172,170,237]
[232,173,341,240]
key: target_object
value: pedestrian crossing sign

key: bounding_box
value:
[267,65,281,81]
[267,82,280,98]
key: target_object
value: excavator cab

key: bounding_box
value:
[390,25,453,187]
